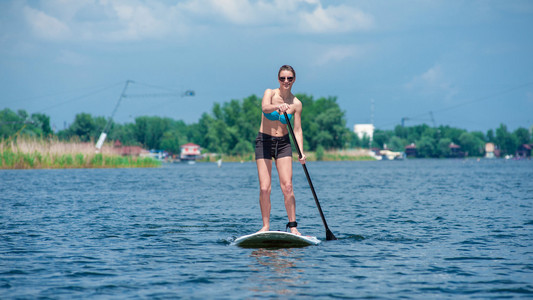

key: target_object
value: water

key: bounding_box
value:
[1,159,532,299]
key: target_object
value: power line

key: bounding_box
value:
[11,81,125,105]
[35,82,124,113]
[412,80,533,120]
[133,81,184,93]
[381,80,533,128]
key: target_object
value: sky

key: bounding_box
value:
[1,0,532,133]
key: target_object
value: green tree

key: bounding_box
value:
[458,132,484,156]
[206,119,234,153]
[0,108,53,138]
[439,125,466,144]
[394,125,408,139]
[417,136,437,158]
[161,131,181,154]
[495,124,518,155]
[298,95,349,150]
[345,130,361,148]
[192,113,214,149]
[316,145,325,160]
[513,127,531,145]
[438,138,453,157]
[0,108,22,138]
[134,116,174,149]
[232,140,253,156]
[316,106,347,149]
[373,130,391,149]
[31,113,52,136]
[360,134,371,149]
[388,136,407,152]
[486,129,495,143]
[69,113,97,142]
[109,123,138,146]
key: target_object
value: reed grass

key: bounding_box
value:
[0,137,160,169]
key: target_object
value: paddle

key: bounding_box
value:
[284,112,337,241]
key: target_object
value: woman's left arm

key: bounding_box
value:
[292,100,306,164]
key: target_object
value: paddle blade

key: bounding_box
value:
[326,229,337,241]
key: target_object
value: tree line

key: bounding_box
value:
[373,123,531,157]
[1,94,531,158]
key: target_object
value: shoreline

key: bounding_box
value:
[1,138,161,170]
[200,149,377,163]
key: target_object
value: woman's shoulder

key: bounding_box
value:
[264,88,279,95]
[292,95,302,107]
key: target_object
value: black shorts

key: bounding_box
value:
[255,132,292,160]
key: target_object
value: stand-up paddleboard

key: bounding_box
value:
[234,231,321,248]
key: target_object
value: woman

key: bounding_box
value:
[255,65,306,235]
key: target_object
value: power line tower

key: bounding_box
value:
[95,80,133,150]
[370,99,374,149]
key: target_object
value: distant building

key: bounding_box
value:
[449,142,465,158]
[112,140,150,157]
[353,124,375,140]
[180,143,201,161]
[516,144,532,159]
[485,142,495,158]
[405,143,417,157]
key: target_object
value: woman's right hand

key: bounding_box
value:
[278,103,290,113]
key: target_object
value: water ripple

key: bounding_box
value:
[0,160,532,299]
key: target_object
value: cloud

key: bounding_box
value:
[298,4,374,33]
[21,0,186,42]
[192,0,374,33]
[204,0,258,25]
[19,0,374,42]
[23,5,70,40]
[55,49,89,66]
[314,45,366,65]
[105,2,170,41]
[405,64,458,101]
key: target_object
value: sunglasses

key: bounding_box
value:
[279,76,294,82]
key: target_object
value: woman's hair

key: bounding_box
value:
[278,65,295,79]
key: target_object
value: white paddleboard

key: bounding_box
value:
[234,231,321,248]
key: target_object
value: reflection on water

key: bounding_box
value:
[248,248,305,296]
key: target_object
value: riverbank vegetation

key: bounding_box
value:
[1,93,531,164]
[0,138,160,169]
[201,148,374,163]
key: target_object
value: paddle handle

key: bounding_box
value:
[283,112,337,240]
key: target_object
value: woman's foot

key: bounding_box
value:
[257,226,269,233]
[290,227,301,236]
[287,222,301,236]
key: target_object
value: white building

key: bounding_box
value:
[353,124,375,140]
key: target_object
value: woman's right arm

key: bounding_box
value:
[262,89,278,113]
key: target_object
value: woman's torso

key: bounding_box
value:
[259,89,296,137]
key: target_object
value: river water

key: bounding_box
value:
[1,159,532,299]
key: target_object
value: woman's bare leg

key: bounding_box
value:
[275,156,301,235]
[256,158,273,232]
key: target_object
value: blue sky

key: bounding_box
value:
[1,0,532,133]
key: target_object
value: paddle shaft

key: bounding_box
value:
[283,112,337,240]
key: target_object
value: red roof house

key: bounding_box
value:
[180,143,201,161]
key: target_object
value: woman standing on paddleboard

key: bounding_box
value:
[255,65,306,236]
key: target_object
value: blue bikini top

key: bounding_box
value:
[263,110,293,124]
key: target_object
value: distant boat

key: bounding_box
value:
[217,159,222,168]
[380,149,405,160]
[370,149,405,160]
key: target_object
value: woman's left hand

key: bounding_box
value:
[298,153,306,165]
